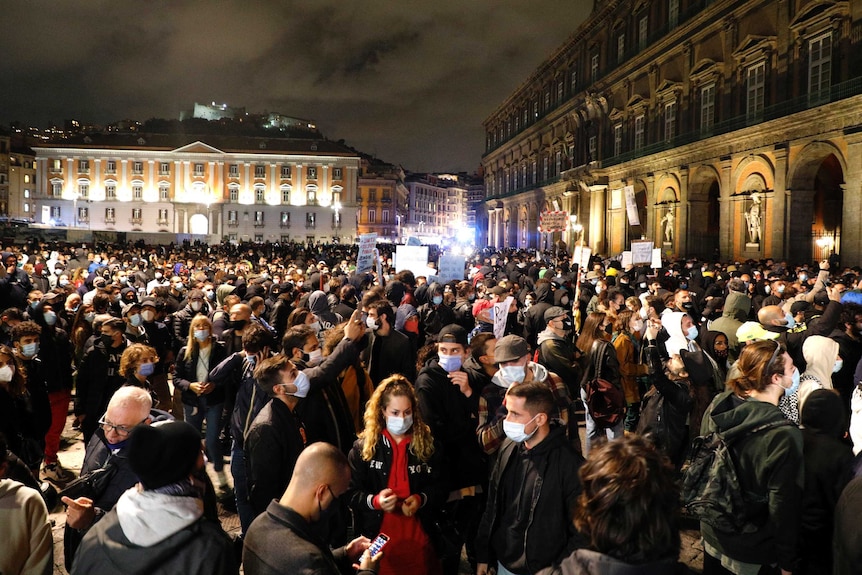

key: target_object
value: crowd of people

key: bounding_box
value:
[2,239,862,575]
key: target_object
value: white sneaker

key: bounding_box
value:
[42,462,75,484]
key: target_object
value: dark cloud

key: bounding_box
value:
[0,1,590,171]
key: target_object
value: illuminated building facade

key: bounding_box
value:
[483,0,862,263]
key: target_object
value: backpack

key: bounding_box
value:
[581,340,625,429]
[681,418,793,533]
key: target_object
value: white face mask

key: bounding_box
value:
[499,365,526,386]
[386,414,414,436]
[503,414,539,443]
[306,348,322,366]
[366,316,379,330]
[0,364,13,382]
[141,310,155,322]
[285,371,311,398]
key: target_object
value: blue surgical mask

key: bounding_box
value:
[686,326,699,341]
[43,311,57,326]
[194,329,210,342]
[503,414,539,443]
[386,414,414,436]
[782,368,800,397]
[21,342,39,357]
[138,362,155,377]
[784,313,796,329]
[834,359,844,374]
[438,353,462,372]
[129,314,142,327]
[432,295,443,306]
[288,371,311,398]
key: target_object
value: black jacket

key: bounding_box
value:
[417,302,457,345]
[361,329,416,385]
[476,426,585,573]
[75,338,129,439]
[415,360,486,491]
[347,434,446,540]
[524,282,555,348]
[174,339,230,407]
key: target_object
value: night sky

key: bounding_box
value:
[0,1,590,172]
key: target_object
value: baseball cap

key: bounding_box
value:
[438,324,468,347]
[494,335,530,364]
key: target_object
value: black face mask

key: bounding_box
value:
[560,319,573,331]
[682,301,694,310]
[231,319,247,330]
[604,324,613,335]
[101,334,116,348]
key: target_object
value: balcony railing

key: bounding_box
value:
[157,218,169,226]
[227,220,238,227]
[254,221,265,228]
[280,222,291,228]
[130,218,143,225]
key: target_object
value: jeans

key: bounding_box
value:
[581,387,624,455]
[183,401,224,472]
[231,442,255,535]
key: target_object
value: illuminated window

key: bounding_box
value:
[78,160,89,174]
[133,162,143,174]
[194,164,204,176]
[614,124,623,156]
[665,101,677,140]
[634,115,645,149]
[255,164,265,178]
[160,184,169,200]
[159,162,170,175]
[368,209,376,223]
[747,61,766,117]
[229,187,238,202]
[106,160,116,174]
[133,185,143,200]
[701,84,715,129]
[105,208,115,222]
[229,164,239,178]
[106,184,116,199]
[809,32,832,96]
[333,167,342,179]
[281,165,291,179]
[78,182,89,199]
[307,166,317,179]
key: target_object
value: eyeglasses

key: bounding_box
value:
[98,416,147,437]
[766,340,784,373]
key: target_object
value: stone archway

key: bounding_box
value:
[787,142,846,263]
[688,165,721,260]
[189,213,209,236]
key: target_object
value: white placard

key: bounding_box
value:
[394,245,430,277]
[438,255,466,283]
[621,251,633,268]
[579,246,591,269]
[624,185,640,226]
[651,248,663,269]
[611,188,622,210]
[493,296,514,339]
[356,233,377,274]
[630,240,654,265]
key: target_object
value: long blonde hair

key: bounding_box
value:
[184,316,213,362]
[359,375,434,462]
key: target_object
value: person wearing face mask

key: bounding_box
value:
[522,279,556,349]
[169,289,209,355]
[137,297,176,418]
[417,282,457,347]
[145,266,169,295]
[453,280,477,332]
[536,307,581,395]
[175,315,230,496]
[360,300,416,386]
[119,302,148,344]
[7,322,51,474]
[709,278,752,363]
[284,324,357,452]
[243,442,381,575]
[476,382,585,575]
[76,317,130,444]
[308,290,343,340]
[777,335,842,425]
[70,420,236,575]
[611,310,650,433]
[698,340,803,575]
[31,295,76,484]
[61,386,159,571]
[478,334,576,458]
[415,324,487,575]
[576,312,624,454]
[244,354,311,518]
[347,375,445,575]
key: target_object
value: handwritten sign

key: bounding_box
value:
[630,240,654,265]
[356,233,377,274]
[438,255,466,283]
[624,185,640,226]
[493,297,514,339]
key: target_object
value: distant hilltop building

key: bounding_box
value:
[179,103,318,135]
[180,102,247,121]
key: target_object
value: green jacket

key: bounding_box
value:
[699,390,803,573]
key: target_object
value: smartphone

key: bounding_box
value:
[368,533,390,556]
[361,311,369,324]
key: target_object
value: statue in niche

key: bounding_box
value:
[659,206,675,243]
[745,192,762,245]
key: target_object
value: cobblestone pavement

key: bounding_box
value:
[45,409,703,574]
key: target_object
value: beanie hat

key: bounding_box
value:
[128,421,201,489]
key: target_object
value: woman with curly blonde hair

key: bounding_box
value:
[348,375,445,575]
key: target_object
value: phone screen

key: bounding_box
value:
[368,533,389,556]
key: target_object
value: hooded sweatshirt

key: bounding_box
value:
[0,479,53,575]
[710,291,751,354]
[662,311,696,357]
[799,335,839,409]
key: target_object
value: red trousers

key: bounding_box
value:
[44,389,71,464]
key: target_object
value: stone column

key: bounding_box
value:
[589,187,606,254]
[771,147,789,259]
[718,157,734,259]
[842,137,862,264]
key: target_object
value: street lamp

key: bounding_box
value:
[569,214,583,252]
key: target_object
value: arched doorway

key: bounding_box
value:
[189,213,209,236]
[788,144,845,263]
[688,166,721,259]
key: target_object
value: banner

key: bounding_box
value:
[630,240,654,265]
[539,211,568,232]
[493,296,514,340]
[438,254,466,283]
[621,251,633,268]
[356,233,377,274]
[651,248,663,269]
[624,185,640,226]
[394,245,430,277]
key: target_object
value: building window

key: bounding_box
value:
[543,90,550,111]
[52,182,62,197]
[333,167,342,179]
[23,190,30,199]
[133,185,143,200]
[809,32,832,97]
[78,207,89,222]
[254,234,263,243]
[591,53,599,81]
[254,211,264,226]
[132,208,142,221]
[281,187,290,204]
[668,0,679,28]
[159,162,170,175]
[52,159,62,172]
[533,100,538,119]
[281,165,291,179]
[634,115,645,150]
[229,164,239,178]
[158,209,168,225]
[701,83,715,129]
[255,188,265,203]
[382,210,390,223]
[281,235,290,243]
[104,208,115,223]
[589,136,597,160]
[555,150,562,175]
[22,203,28,213]
[665,101,677,140]
[556,81,564,103]
[133,162,143,175]
[229,233,237,242]
[570,69,578,93]
[280,212,290,227]
[229,187,238,202]
[254,164,265,178]
[307,188,317,205]
[159,184,169,200]
[78,182,89,199]
[746,61,766,117]
[106,184,116,199]
[106,160,116,174]
[306,212,316,229]
[368,209,376,224]
[50,206,61,219]
[532,161,537,184]
[369,188,377,202]
[639,15,648,50]
[541,157,549,181]
[617,33,625,63]
[307,166,317,179]
[228,210,238,225]
[194,163,204,176]
[78,160,89,174]
[614,124,623,156]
